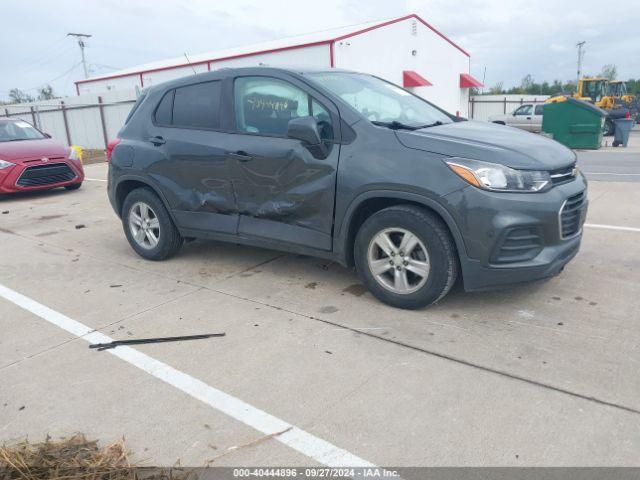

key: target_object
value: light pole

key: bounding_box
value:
[67,33,92,79]
[576,41,585,85]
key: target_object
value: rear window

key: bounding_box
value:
[172,81,221,129]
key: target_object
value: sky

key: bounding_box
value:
[2,0,640,101]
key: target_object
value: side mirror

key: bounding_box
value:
[287,116,322,145]
[512,112,517,116]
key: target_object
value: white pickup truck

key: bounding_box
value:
[489,103,545,132]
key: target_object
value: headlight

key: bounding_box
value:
[0,159,15,170]
[445,158,551,192]
[69,146,83,162]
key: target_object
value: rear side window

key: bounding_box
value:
[154,90,174,126]
[125,92,147,124]
[534,104,544,115]
[172,81,221,129]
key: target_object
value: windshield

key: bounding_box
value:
[307,72,452,128]
[0,120,46,142]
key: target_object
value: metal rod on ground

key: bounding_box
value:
[89,333,226,351]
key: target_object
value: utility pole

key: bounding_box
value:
[481,66,486,94]
[67,33,92,79]
[576,41,586,84]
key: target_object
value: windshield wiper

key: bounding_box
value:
[414,121,445,129]
[371,120,422,131]
[372,120,446,131]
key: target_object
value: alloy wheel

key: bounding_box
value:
[129,201,160,249]
[367,227,430,294]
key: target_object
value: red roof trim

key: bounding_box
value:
[75,41,331,87]
[403,70,432,87]
[460,73,483,88]
[74,13,468,90]
[334,14,469,57]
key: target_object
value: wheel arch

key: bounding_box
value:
[114,175,175,222]
[336,190,468,268]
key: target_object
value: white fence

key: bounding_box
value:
[2,91,551,149]
[1,89,138,150]
[469,94,550,121]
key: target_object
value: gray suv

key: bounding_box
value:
[107,67,587,309]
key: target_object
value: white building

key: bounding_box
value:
[75,14,482,117]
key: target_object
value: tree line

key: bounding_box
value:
[0,85,56,105]
[475,65,640,97]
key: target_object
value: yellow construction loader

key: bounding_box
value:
[607,80,635,104]
[547,77,635,135]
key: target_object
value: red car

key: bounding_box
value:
[0,118,84,194]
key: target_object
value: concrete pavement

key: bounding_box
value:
[1,162,639,467]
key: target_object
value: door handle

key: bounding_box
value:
[526,117,532,120]
[228,151,253,162]
[149,136,166,146]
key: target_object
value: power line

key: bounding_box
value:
[11,42,76,77]
[1,61,83,95]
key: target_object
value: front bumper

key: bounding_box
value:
[443,175,588,291]
[0,158,84,194]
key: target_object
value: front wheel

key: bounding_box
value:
[65,183,82,191]
[122,187,183,260]
[354,205,458,309]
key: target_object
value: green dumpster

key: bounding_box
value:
[542,97,606,149]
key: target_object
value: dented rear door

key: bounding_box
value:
[148,79,239,234]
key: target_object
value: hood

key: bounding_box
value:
[396,120,575,170]
[0,138,70,163]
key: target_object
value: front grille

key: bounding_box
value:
[16,163,76,187]
[549,164,577,185]
[559,191,586,239]
[492,226,543,263]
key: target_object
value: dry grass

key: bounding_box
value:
[0,434,189,480]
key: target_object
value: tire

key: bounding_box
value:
[65,183,82,191]
[354,205,458,310]
[121,187,183,260]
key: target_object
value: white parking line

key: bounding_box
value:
[584,223,640,233]
[0,283,374,468]
[583,172,640,176]
[85,178,107,182]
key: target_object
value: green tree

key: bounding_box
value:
[520,74,534,92]
[8,88,34,104]
[600,64,617,80]
[488,82,504,94]
[37,85,56,100]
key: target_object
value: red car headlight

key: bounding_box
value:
[0,159,15,170]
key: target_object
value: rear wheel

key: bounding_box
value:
[122,187,183,260]
[354,205,458,309]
